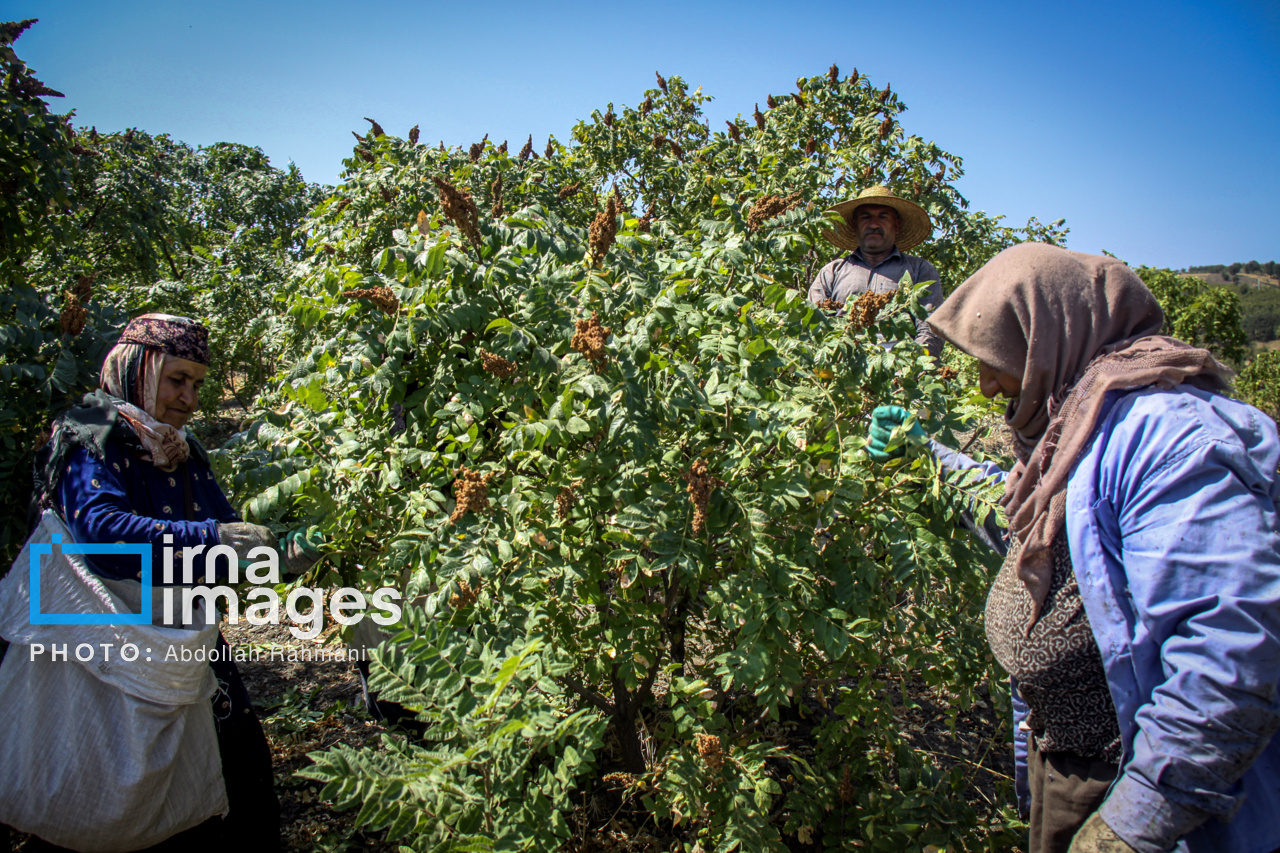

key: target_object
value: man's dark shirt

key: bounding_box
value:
[807,245,944,356]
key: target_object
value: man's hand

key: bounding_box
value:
[1068,813,1137,853]
[866,404,926,462]
[280,527,325,576]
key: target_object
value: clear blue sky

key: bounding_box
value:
[7,0,1278,269]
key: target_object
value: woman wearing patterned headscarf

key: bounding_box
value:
[23,314,283,849]
[923,244,1280,853]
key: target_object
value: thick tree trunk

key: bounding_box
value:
[613,708,646,774]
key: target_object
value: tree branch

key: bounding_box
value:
[560,674,614,715]
[160,240,183,280]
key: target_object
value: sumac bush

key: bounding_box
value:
[0,20,127,561]
[1236,350,1280,424]
[1136,265,1249,364]
[220,70,1058,851]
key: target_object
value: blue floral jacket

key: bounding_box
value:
[55,440,239,583]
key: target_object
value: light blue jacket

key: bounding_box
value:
[947,385,1280,853]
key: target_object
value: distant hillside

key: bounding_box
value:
[1184,271,1280,289]
[1213,281,1280,342]
[1167,267,1280,343]
[1183,260,1279,297]
[1241,273,1278,289]
[1187,260,1278,278]
[1184,271,1234,285]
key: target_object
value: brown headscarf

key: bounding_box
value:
[927,243,1228,615]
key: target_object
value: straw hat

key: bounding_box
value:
[822,185,932,252]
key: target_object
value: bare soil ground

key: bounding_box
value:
[220,621,399,853]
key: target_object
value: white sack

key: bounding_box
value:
[0,511,227,852]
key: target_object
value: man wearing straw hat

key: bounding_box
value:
[808,185,944,357]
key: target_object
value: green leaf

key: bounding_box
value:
[50,348,77,393]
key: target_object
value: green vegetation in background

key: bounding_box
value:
[0,19,325,564]
[1187,260,1278,278]
[1,19,124,562]
[1136,266,1248,363]
[1236,352,1280,423]
[1235,286,1280,343]
[1134,268,1279,429]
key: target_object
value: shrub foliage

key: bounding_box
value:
[1236,351,1280,424]
[1136,265,1249,364]
[221,70,1051,850]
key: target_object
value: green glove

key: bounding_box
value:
[1068,813,1136,853]
[280,526,326,576]
[866,404,926,462]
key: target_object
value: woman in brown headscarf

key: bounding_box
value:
[927,243,1280,853]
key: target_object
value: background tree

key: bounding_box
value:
[1234,284,1280,343]
[0,20,325,564]
[0,19,124,562]
[1137,265,1249,363]
[0,19,76,277]
[1241,310,1280,342]
[25,130,327,411]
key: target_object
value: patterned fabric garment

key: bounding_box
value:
[99,344,190,470]
[117,313,211,365]
[56,441,237,583]
[986,532,1122,763]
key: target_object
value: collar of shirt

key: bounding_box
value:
[850,245,903,268]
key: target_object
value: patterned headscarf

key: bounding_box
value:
[117,313,210,365]
[927,243,1227,617]
[97,314,211,471]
